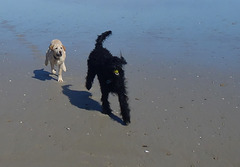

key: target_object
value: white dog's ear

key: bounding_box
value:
[62,45,66,51]
[49,44,54,51]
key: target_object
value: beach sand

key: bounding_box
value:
[0,0,240,166]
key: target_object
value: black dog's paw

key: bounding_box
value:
[123,119,131,126]
[86,82,92,90]
[123,115,131,126]
[102,107,112,115]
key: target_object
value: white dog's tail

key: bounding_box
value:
[95,30,112,47]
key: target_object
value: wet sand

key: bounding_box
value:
[0,0,240,166]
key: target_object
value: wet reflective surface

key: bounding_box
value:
[0,0,240,166]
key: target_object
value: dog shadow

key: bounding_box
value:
[62,85,125,125]
[62,84,101,111]
[32,68,57,81]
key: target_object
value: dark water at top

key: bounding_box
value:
[0,0,240,70]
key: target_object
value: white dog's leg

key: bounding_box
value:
[45,55,48,66]
[58,65,63,82]
[45,50,51,66]
[50,62,56,74]
[62,62,66,72]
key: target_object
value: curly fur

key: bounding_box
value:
[45,39,66,82]
[86,31,130,125]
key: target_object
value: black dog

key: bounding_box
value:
[86,31,130,125]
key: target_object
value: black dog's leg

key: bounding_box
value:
[101,90,112,114]
[118,92,131,125]
[86,68,96,90]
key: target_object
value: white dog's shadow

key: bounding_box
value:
[62,85,125,125]
[32,68,57,81]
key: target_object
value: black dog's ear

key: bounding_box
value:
[119,51,127,65]
[120,51,127,65]
[120,56,127,65]
[112,55,127,65]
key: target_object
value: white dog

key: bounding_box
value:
[45,39,66,82]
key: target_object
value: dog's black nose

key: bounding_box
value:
[59,51,62,55]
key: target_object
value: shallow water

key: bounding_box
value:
[1,0,240,68]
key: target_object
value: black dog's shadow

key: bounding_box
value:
[62,85,125,125]
[62,84,101,111]
[32,68,57,81]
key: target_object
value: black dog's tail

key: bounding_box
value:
[95,31,112,47]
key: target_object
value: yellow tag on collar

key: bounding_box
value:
[114,70,119,75]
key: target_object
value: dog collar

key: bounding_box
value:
[114,70,119,75]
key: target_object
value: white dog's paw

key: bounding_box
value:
[52,69,56,74]
[58,77,63,82]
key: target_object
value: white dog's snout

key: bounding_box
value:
[57,51,62,57]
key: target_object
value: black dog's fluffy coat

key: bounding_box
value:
[86,31,130,125]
